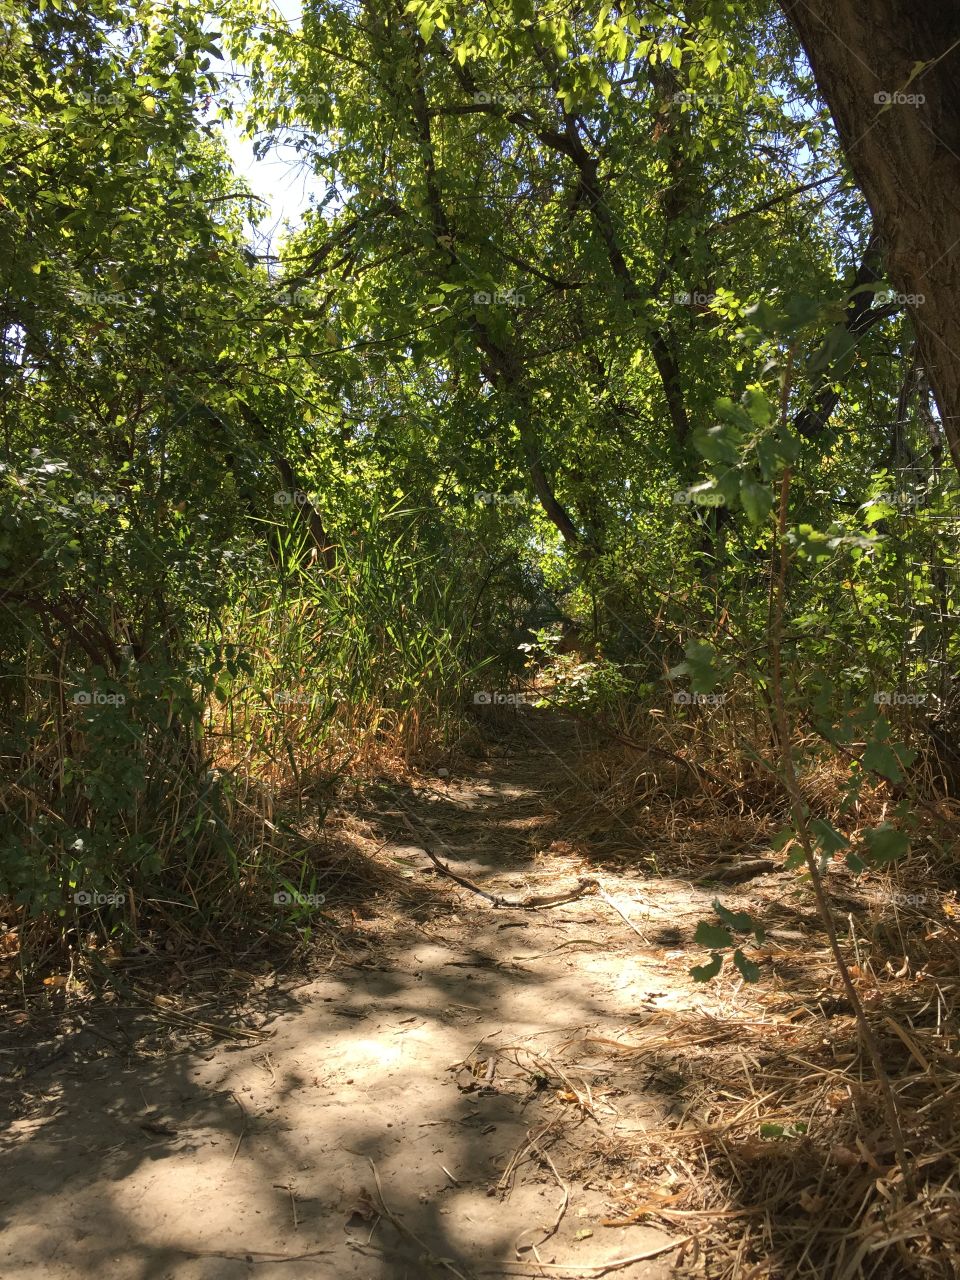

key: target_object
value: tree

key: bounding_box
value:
[780,0,960,471]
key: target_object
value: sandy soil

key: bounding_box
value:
[0,723,794,1280]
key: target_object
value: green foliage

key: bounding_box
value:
[525,630,632,712]
[0,0,951,957]
[691,900,765,984]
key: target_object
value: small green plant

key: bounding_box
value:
[759,1120,808,1140]
[690,900,766,983]
[524,629,631,712]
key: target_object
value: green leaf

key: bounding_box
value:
[712,900,753,933]
[810,818,848,855]
[713,900,765,944]
[862,740,905,782]
[742,299,786,335]
[732,948,760,982]
[743,386,774,426]
[694,921,734,949]
[668,639,723,694]
[691,951,723,982]
[808,325,857,376]
[774,425,802,465]
[693,423,741,465]
[782,294,823,328]
[862,496,896,526]
[740,476,773,526]
[863,823,909,865]
[787,524,836,563]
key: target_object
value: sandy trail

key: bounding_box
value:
[1,723,749,1280]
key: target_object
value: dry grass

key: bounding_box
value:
[493,721,960,1279]
[5,701,959,1278]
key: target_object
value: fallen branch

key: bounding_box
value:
[483,1235,691,1275]
[397,810,598,909]
[367,1158,473,1280]
[514,1135,569,1260]
[596,885,648,941]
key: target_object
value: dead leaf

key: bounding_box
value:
[140,1120,178,1137]
[799,1189,826,1213]
[345,1189,377,1227]
[603,1190,685,1225]
[830,1144,860,1168]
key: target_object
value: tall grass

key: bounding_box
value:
[0,497,495,975]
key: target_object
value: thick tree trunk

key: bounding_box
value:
[780,1,960,472]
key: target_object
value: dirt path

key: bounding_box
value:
[0,721,804,1279]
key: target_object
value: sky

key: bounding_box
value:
[214,0,323,243]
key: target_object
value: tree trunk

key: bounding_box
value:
[780,1,960,472]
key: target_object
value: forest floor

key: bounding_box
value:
[1,711,958,1279]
